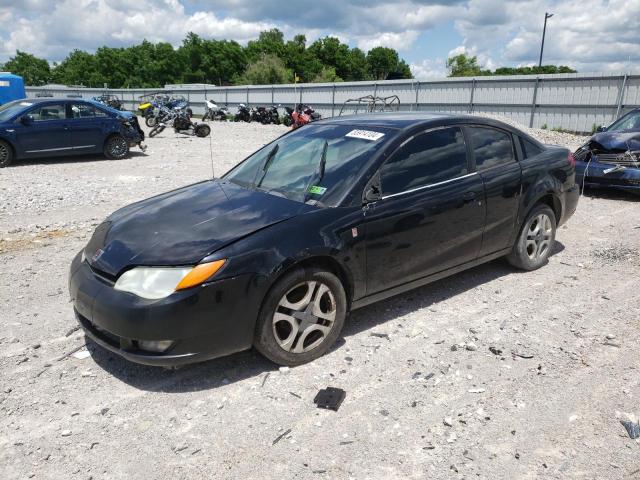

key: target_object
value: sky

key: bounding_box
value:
[0,0,638,79]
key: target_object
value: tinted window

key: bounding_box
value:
[70,103,107,118]
[468,127,515,170]
[30,104,67,121]
[520,137,544,158]
[380,127,468,196]
[608,111,640,132]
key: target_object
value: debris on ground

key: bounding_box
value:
[272,428,292,445]
[314,387,346,411]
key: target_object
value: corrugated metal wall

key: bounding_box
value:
[25,73,640,133]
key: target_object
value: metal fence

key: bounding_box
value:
[25,73,640,133]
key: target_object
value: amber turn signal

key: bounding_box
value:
[175,259,227,291]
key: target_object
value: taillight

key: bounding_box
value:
[567,152,576,167]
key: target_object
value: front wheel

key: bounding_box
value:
[104,135,129,160]
[0,140,13,168]
[254,267,347,366]
[145,116,157,128]
[148,125,165,138]
[507,204,556,271]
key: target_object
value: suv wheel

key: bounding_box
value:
[507,204,556,271]
[254,267,347,366]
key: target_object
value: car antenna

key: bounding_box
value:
[209,127,214,179]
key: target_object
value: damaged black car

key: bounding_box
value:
[574,109,640,195]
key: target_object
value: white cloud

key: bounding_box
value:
[357,31,420,52]
[410,58,448,80]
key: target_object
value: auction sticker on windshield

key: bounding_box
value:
[345,129,385,141]
[308,185,327,195]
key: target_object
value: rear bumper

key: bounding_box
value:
[68,251,260,366]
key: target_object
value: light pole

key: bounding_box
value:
[538,12,554,68]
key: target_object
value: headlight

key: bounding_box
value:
[114,260,226,300]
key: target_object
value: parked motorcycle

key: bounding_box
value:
[149,109,210,138]
[255,105,281,124]
[289,104,321,129]
[202,99,229,121]
[93,94,123,110]
[234,103,252,122]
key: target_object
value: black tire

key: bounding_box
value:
[195,124,210,138]
[254,267,347,366]
[507,204,557,271]
[103,135,129,160]
[145,116,157,128]
[0,140,13,168]
[148,125,165,138]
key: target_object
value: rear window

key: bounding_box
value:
[520,137,545,158]
[468,126,515,170]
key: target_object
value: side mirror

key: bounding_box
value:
[596,125,606,133]
[20,115,34,126]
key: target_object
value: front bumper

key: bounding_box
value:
[68,252,260,366]
[576,161,640,194]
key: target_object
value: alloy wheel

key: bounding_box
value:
[109,137,128,158]
[0,143,8,164]
[272,281,337,354]
[526,213,553,260]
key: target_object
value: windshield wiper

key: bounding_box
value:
[304,140,328,202]
[253,144,279,189]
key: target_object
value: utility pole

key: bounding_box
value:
[538,12,553,68]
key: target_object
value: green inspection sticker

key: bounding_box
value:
[308,185,327,195]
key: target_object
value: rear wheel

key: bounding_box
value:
[0,140,13,168]
[507,204,556,270]
[103,135,129,160]
[148,125,165,138]
[254,267,347,366]
[195,124,210,138]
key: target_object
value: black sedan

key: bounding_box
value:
[69,113,579,366]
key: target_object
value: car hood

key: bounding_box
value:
[591,131,640,152]
[85,180,312,277]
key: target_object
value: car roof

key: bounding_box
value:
[321,111,518,131]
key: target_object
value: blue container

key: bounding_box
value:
[0,73,26,105]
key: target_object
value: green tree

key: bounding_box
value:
[366,47,399,80]
[239,54,293,85]
[52,49,101,86]
[387,59,413,80]
[347,48,368,81]
[2,51,51,86]
[312,66,342,83]
[446,54,487,77]
[245,29,286,62]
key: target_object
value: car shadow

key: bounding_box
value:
[581,187,640,202]
[9,151,147,167]
[87,242,565,393]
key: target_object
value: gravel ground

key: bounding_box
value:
[1,119,639,479]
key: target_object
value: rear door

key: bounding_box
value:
[465,126,522,256]
[364,126,486,294]
[67,102,108,153]
[14,102,73,157]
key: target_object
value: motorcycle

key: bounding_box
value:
[289,104,321,129]
[148,110,210,138]
[202,99,229,121]
[93,94,123,110]
[255,105,281,124]
[234,103,252,122]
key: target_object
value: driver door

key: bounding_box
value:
[363,126,486,295]
[14,103,74,157]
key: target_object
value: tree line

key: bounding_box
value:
[1,29,412,88]
[446,54,576,77]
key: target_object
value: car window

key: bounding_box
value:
[607,111,640,132]
[70,103,107,118]
[468,127,515,170]
[520,137,545,158]
[30,104,67,121]
[380,127,468,196]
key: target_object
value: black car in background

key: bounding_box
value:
[69,113,579,367]
[574,108,640,195]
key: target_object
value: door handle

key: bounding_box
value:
[462,191,476,202]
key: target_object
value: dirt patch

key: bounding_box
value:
[0,229,71,254]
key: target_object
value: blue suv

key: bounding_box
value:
[0,98,146,167]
